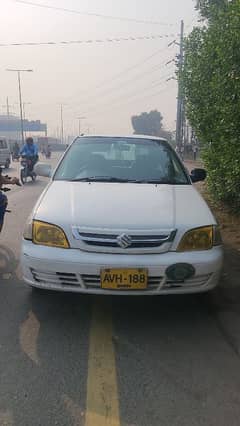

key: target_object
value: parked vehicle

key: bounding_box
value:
[0,138,11,169]
[21,135,223,295]
[20,157,37,184]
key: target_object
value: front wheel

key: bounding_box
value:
[20,168,28,185]
[31,172,37,182]
[5,159,10,169]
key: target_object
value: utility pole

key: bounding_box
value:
[17,72,25,145]
[6,69,33,145]
[23,102,31,139]
[6,97,10,118]
[60,104,64,144]
[175,20,184,150]
[2,98,16,117]
[77,116,86,136]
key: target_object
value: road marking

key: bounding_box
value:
[19,310,40,365]
[0,410,14,426]
[85,299,120,426]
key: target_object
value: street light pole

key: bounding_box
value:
[6,69,33,145]
[60,104,64,144]
[23,102,31,138]
[17,71,25,145]
[77,116,86,136]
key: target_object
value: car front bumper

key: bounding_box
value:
[21,240,223,295]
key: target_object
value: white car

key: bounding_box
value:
[21,135,223,295]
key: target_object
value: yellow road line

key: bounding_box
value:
[85,298,120,426]
[0,410,14,426]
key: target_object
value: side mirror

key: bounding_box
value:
[190,168,207,183]
[34,162,52,178]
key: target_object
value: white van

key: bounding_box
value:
[0,138,11,169]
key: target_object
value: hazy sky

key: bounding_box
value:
[0,0,198,138]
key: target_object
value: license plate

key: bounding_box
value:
[101,268,148,290]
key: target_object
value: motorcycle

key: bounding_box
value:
[0,170,21,232]
[0,187,11,232]
[20,157,37,184]
[12,152,20,162]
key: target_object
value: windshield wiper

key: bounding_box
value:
[70,176,131,182]
[131,179,177,184]
[70,177,185,184]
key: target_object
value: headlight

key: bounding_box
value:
[177,225,222,252]
[32,220,69,249]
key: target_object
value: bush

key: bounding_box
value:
[181,1,240,210]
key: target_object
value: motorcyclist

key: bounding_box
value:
[0,169,20,232]
[20,137,39,171]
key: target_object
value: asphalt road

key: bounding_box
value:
[0,154,240,426]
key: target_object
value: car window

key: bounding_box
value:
[54,137,189,184]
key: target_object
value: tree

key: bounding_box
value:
[131,110,164,137]
[195,0,229,19]
[181,0,240,209]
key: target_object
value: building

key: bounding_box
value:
[0,114,47,142]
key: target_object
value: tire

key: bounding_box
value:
[20,168,28,185]
[5,159,10,169]
[31,172,37,182]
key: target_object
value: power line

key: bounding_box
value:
[91,59,174,97]
[67,57,175,108]
[88,83,176,118]
[67,42,177,102]
[83,73,173,116]
[14,0,178,27]
[0,34,177,48]
[27,52,175,112]
[94,43,176,86]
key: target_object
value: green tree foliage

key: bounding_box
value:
[195,0,229,19]
[131,110,172,140]
[182,0,240,209]
[131,110,163,136]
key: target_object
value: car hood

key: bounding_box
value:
[34,181,215,233]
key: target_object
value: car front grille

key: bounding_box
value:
[31,269,80,287]
[77,232,171,249]
[31,269,212,292]
[72,226,176,252]
[81,274,163,290]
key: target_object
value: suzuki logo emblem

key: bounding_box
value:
[117,233,132,249]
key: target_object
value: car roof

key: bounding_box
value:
[76,135,169,143]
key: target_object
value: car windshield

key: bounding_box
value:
[54,137,189,184]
